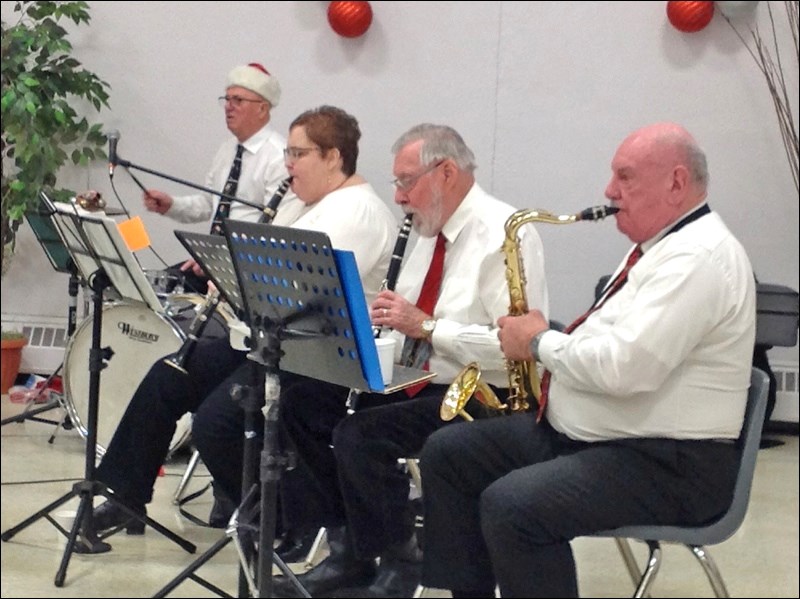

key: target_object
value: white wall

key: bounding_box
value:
[2,0,798,363]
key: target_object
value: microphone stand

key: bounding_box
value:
[115,156,264,211]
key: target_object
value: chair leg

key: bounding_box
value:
[404,457,423,496]
[688,545,729,598]
[302,526,328,569]
[173,448,201,505]
[632,540,662,598]
[614,538,643,588]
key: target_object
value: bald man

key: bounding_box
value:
[419,122,757,598]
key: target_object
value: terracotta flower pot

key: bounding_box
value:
[1,337,27,394]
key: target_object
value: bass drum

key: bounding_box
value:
[63,301,194,458]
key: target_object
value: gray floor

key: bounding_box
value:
[1,394,798,598]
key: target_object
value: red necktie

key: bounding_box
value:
[536,245,643,422]
[404,233,447,397]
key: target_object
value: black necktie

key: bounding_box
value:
[210,144,244,235]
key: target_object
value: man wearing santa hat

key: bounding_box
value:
[143,62,296,293]
[87,63,302,547]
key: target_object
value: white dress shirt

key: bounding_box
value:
[388,183,549,388]
[166,123,293,224]
[539,208,756,441]
[272,182,397,304]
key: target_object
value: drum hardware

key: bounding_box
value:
[145,268,185,297]
[62,301,195,459]
[1,270,196,587]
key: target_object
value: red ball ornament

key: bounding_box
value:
[328,1,373,38]
[666,1,715,33]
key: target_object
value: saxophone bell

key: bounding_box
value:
[440,362,508,421]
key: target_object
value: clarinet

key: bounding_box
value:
[164,177,293,373]
[347,213,414,413]
[374,213,413,336]
[259,176,293,223]
[164,289,221,373]
[383,213,413,292]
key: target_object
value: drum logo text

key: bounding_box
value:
[117,321,160,343]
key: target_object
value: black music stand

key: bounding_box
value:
[0,206,196,587]
[1,192,79,429]
[154,229,309,598]
[228,221,432,597]
[156,223,433,597]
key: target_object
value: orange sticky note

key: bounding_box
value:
[117,216,151,252]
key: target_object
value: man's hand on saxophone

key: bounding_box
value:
[498,309,548,362]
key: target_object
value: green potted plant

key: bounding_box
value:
[1,0,111,275]
[1,328,28,394]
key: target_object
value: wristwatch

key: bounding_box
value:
[421,318,437,338]
[530,330,548,362]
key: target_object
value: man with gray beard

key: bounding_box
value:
[273,124,549,598]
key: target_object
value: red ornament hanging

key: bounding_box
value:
[328,1,373,38]
[666,1,715,33]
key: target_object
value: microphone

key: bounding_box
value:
[107,130,120,178]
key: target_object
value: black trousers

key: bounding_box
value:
[96,336,247,506]
[419,414,741,598]
[280,382,505,560]
[193,365,328,533]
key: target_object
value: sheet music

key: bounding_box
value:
[50,202,164,312]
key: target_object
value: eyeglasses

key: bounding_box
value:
[218,95,265,108]
[283,146,321,161]
[391,160,445,193]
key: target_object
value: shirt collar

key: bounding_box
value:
[439,182,483,246]
[239,122,275,155]
[640,201,710,254]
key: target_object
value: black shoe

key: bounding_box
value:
[275,529,318,563]
[358,559,422,598]
[208,483,237,528]
[91,500,146,535]
[208,497,236,528]
[350,535,422,598]
[272,554,377,597]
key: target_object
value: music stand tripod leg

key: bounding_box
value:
[1,272,197,588]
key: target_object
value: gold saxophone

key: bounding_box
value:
[440,205,619,421]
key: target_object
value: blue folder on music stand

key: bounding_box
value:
[179,222,434,394]
[333,249,385,391]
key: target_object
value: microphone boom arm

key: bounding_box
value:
[115,156,264,211]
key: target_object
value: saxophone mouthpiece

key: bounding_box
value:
[578,205,619,221]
